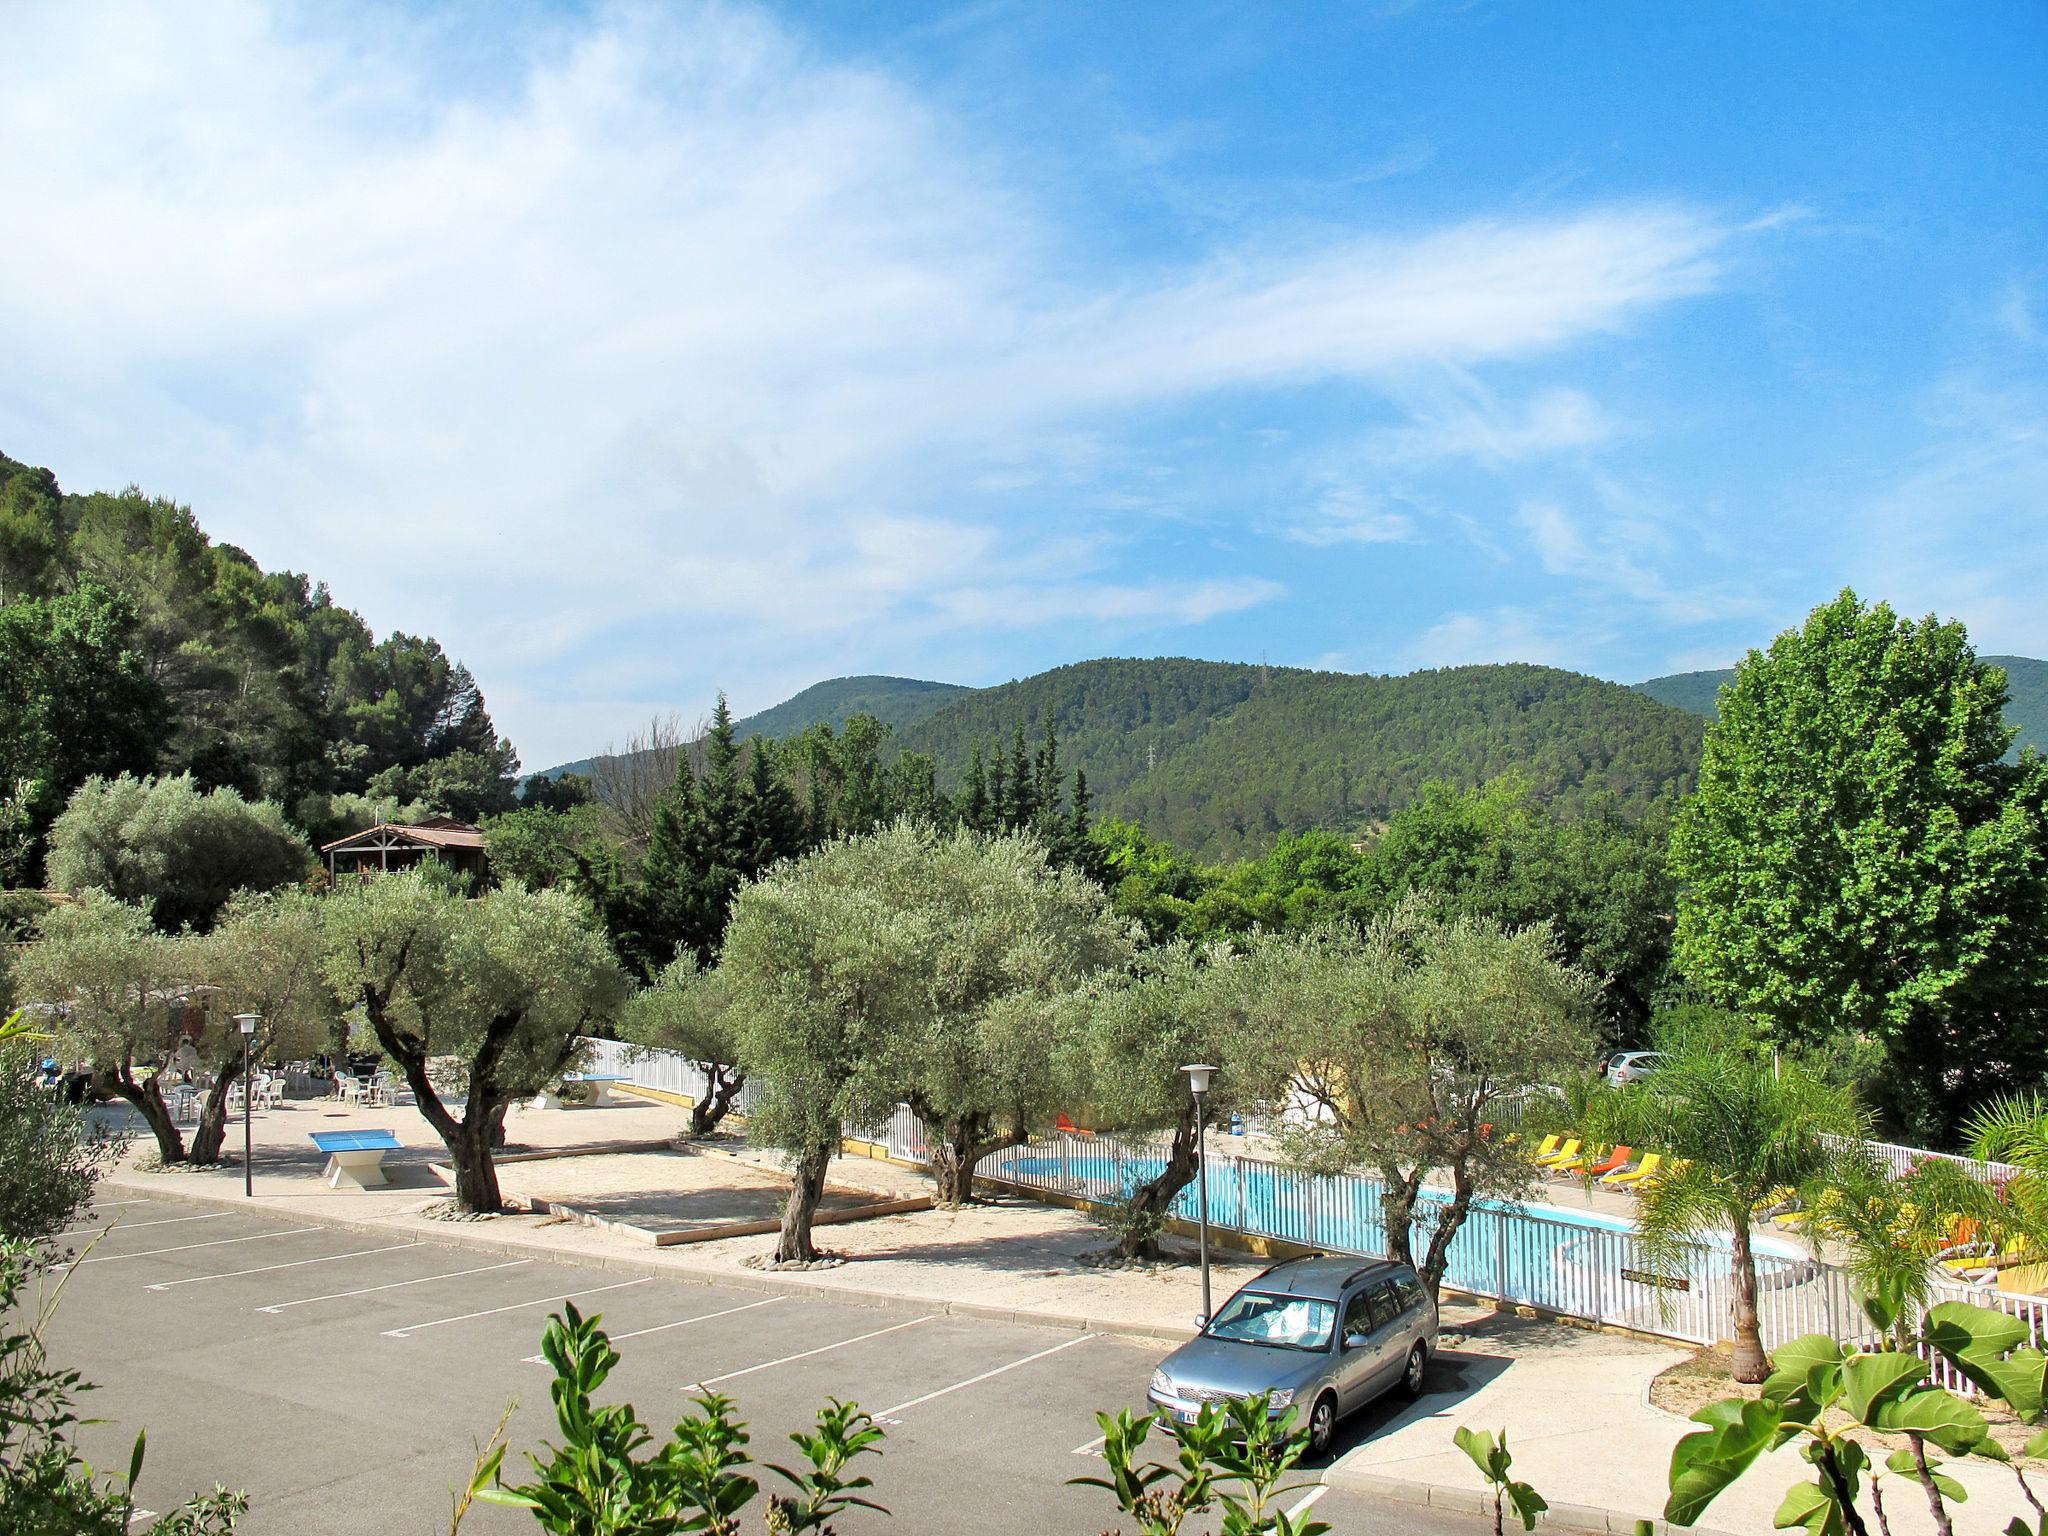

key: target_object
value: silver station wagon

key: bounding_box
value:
[1146,1255,1438,1456]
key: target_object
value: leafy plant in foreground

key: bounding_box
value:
[1661,1300,2048,1536]
[1069,1393,1332,1536]
[458,1302,885,1533]
[1452,1428,1547,1535]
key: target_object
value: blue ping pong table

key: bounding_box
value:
[310,1128,402,1190]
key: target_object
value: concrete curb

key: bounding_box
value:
[97,1171,1195,1345]
[1320,1467,1732,1536]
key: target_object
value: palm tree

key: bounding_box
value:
[1584,1046,1863,1382]
[1963,1092,2048,1260]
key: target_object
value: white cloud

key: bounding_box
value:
[1368,385,1620,464]
[0,0,1733,761]
[1410,607,1596,671]
[1285,490,1420,547]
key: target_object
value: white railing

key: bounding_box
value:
[1828,1133,2025,1186]
[581,1039,2042,1382]
[579,1036,764,1117]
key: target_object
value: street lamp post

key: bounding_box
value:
[234,1014,261,1198]
[1181,1063,1217,1324]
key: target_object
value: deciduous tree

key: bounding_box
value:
[1671,591,2048,1142]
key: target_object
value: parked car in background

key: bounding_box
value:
[1146,1255,1437,1456]
[1605,1050,1668,1086]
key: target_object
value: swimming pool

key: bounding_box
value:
[990,1147,1805,1320]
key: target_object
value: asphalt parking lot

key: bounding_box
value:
[43,1195,1506,1535]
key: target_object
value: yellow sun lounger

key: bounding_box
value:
[1533,1138,1580,1169]
[1524,1134,1560,1164]
[1601,1152,1662,1188]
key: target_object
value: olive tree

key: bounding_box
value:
[621,960,747,1137]
[1242,908,1600,1302]
[46,772,312,932]
[875,827,1132,1205]
[16,893,196,1164]
[324,871,631,1213]
[1059,943,1262,1260]
[719,826,939,1261]
[182,888,338,1164]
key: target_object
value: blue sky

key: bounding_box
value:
[2,2,2043,767]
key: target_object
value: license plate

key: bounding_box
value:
[1175,1408,1199,1424]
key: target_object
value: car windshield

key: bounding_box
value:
[1203,1291,1335,1352]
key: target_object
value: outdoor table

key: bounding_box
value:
[536,1074,629,1109]
[310,1128,402,1190]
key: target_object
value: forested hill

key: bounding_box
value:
[1637,655,2047,754]
[0,449,518,870]
[528,674,971,781]
[899,658,1706,858]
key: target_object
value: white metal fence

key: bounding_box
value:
[579,1036,765,1117]
[1824,1133,2025,1186]
[581,1038,2048,1373]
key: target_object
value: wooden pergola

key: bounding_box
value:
[320,817,487,881]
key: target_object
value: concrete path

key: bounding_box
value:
[1330,1311,2028,1536]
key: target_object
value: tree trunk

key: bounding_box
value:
[1418,1163,1477,1304]
[1116,1113,1201,1261]
[776,1143,833,1263]
[1379,1165,1425,1272]
[112,1068,186,1164]
[688,1065,745,1137]
[187,1059,244,1165]
[1728,1216,1769,1383]
[448,1112,505,1215]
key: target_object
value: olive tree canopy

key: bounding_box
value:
[324,871,631,1212]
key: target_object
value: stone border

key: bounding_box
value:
[509,1186,934,1247]
[1320,1467,1730,1536]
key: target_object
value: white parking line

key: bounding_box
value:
[89,1199,155,1210]
[520,1296,786,1363]
[56,1212,230,1239]
[382,1277,651,1338]
[59,1229,314,1267]
[1070,1431,1108,1458]
[873,1334,1099,1423]
[1284,1484,1329,1521]
[256,1258,532,1313]
[144,1243,417,1292]
[697,1315,935,1387]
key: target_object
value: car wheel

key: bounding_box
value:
[1307,1392,1337,1456]
[1402,1343,1427,1398]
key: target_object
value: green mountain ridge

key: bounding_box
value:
[1636,656,2046,755]
[899,658,1705,857]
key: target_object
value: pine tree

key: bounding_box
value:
[737,737,807,877]
[987,744,1009,831]
[1006,723,1035,831]
[959,747,990,832]
[1032,717,1061,829]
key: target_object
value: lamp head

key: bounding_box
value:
[1181,1063,1216,1097]
[234,1013,261,1036]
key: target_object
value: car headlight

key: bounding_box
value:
[1149,1369,1173,1398]
[1266,1388,1295,1408]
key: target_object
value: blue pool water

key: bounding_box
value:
[992,1149,1800,1308]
